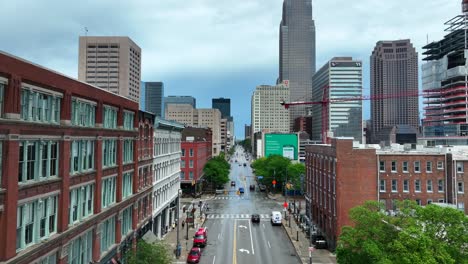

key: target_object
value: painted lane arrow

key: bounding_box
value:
[239,249,250,254]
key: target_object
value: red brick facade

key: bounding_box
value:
[0,52,151,263]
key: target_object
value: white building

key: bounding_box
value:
[151,118,184,238]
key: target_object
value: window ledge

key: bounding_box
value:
[18,177,61,189]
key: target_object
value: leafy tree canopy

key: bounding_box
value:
[337,200,468,264]
[251,155,305,191]
[125,240,172,264]
[203,154,230,187]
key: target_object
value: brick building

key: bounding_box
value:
[0,51,155,264]
[180,127,212,194]
[305,139,468,250]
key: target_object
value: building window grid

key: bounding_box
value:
[391,179,398,192]
[69,184,94,226]
[402,161,408,173]
[123,111,134,130]
[71,99,95,127]
[100,217,116,254]
[102,177,116,209]
[121,207,133,237]
[16,195,57,251]
[103,106,117,129]
[102,139,117,168]
[68,229,92,264]
[415,179,421,192]
[189,160,194,168]
[379,161,385,172]
[122,172,133,199]
[426,161,432,173]
[403,179,409,192]
[458,182,464,193]
[456,162,464,173]
[18,141,59,183]
[427,180,433,193]
[20,89,61,124]
[437,161,444,170]
[438,180,444,193]
[391,161,397,172]
[123,139,134,164]
[414,161,421,173]
[70,140,94,175]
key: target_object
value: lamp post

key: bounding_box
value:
[176,189,182,258]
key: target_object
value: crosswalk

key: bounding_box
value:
[206,214,270,219]
[213,196,248,200]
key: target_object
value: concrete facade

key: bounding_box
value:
[78,37,141,103]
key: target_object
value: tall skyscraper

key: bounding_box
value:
[251,82,290,136]
[212,98,231,118]
[78,36,141,102]
[144,82,164,117]
[279,0,316,130]
[370,40,419,143]
[163,96,196,113]
[312,57,363,142]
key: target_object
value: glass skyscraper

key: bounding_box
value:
[279,0,316,130]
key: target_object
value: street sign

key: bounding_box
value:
[272,180,277,185]
[283,201,288,208]
[257,176,263,179]
[308,247,315,252]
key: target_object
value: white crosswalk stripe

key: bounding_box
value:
[206,214,271,219]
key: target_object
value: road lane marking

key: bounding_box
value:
[218,233,220,240]
[212,255,216,264]
[233,219,237,264]
[248,218,255,255]
[263,223,265,229]
[268,241,271,248]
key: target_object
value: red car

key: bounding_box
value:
[193,228,207,247]
[187,247,202,263]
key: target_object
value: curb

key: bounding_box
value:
[281,222,305,264]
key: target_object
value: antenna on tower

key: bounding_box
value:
[84,27,88,37]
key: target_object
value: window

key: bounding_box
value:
[402,161,408,173]
[20,89,61,124]
[102,139,117,168]
[181,171,185,179]
[414,161,421,173]
[18,141,59,183]
[415,199,421,206]
[123,111,134,130]
[16,195,57,251]
[427,180,433,192]
[458,202,465,212]
[68,229,92,264]
[426,161,432,172]
[403,180,409,192]
[189,160,194,168]
[103,106,117,129]
[458,182,465,193]
[70,140,94,175]
[38,253,57,264]
[0,82,4,117]
[102,177,116,208]
[391,179,397,192]
[69,184,94,225]
[181,149,185,157]
[456,162,464,173]
[438,180,444,192]
[181,159,185,168]
[427,199,433,204]
[379,180,386,192]
[123,139,134,163]
[189,171,193,179]
[391,161,397,172]
[100,217,116,254]
[121,207,132,237]
[189,148,194,157]
[415,180,421,192]
[122,172,133,199]
[437,161,444,170]
[71,99,95,127]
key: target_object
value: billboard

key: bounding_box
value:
[264,133,299,160]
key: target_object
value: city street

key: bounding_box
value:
[197,148,301,264]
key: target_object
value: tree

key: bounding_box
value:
[238,138,252,153]
[286,162,305,191]
[337,200,468,264]
[203,153,230,188]
[250,155,304,192]
[125,240,172,264]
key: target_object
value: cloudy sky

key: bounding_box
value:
[0,0,461,138]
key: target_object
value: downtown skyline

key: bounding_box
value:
[0,0,460,138]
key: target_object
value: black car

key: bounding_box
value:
[258,184,266,192]
[313,235,327,249]
[231,181,236,187]
[251,214,260,223]
[249,185,255,191]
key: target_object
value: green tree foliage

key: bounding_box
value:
[125,240,172,264]
[203,153,230,187]
[238,138,252,153]
[251,155,305,191]
[337,200,468,264]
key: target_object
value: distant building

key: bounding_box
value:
[312,57,363,143]
[144,82,164,117]
[279,0,316,130]
[165,104,222,155]
[245,125,252,139]
[212,98,231,118]
[163,96,196,112]
[293,116,313,136]
[251,83,290,136]
[370,40,419,143]
[78,36,141,102]
[372,125,418,146]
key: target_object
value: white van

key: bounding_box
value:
[271,211,282,226]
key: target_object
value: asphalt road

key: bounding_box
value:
[197,147,301,264]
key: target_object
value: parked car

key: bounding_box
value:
[314,235,328,249]
[187,247,202,263]
[231,181,236,187]
[193,228,207,247]
[258,184,267,192]
[251,214,260,223]
[239,187,245,194]
[249,184,255,191]
[243,163,247,167]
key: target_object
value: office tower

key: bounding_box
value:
[370,40,419,143]
[251,82,290,136]
[421,1,468,146]
[245,125,252,139]
[311,57,363,142]
[78,36,141,102]
[212,98,231,118]
[163,96,196,113]
[144,82,164,117]
[165,104,222,155]
[279,0,316,130]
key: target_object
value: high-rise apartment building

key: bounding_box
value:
[312,57,363,142]
[78,36,141,102]
[279,0,316,130]
[165,104,222,155]
[144,82,164,117]
[163,96,196,113]
[370,40,419,143]
[212,98,231,118]
[420,2,468,146]
[251,82,290,136]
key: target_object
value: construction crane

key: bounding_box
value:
[280,86,429,144]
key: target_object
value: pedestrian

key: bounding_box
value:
[182,220,185,228]
[172,222,176,229]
